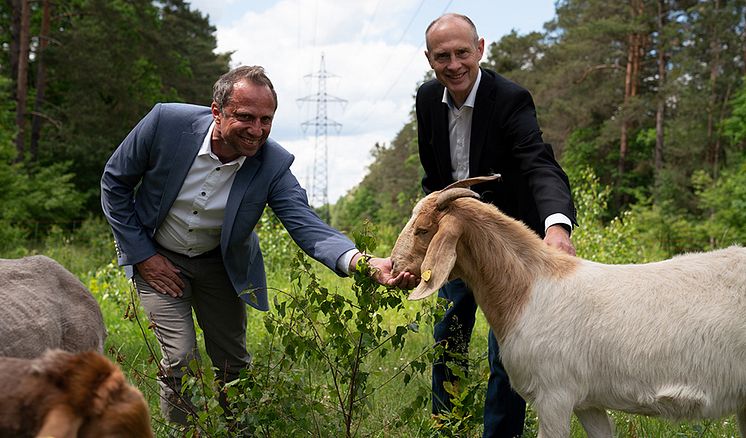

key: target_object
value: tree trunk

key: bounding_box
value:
[713,83,732,179]
[619,0,644,179]
[741,15,746,76]
[7,0,21,101]
[705,0,722,174]
[620,33,634,178]
[14,0,30,163]
[30,0,52,162]
[654,0,667,175]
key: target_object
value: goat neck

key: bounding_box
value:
[447,198,578,342]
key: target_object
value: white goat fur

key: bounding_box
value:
[390,184,746,438]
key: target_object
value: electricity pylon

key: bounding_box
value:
[297,53,346,223]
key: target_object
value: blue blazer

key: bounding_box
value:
[101,103,356,311]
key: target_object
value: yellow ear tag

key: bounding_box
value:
[422,269,432,282]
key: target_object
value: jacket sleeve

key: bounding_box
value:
[416,84,440,195]
[267,154,357,277]
[100,104,161,266]
[502,87,577,226]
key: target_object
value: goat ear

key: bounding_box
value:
[408,216,461,300]
[35,404,83,438]
[90,367,127,416]
[31,349,78,388]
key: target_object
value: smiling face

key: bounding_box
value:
[424,15,484,107]
[211,79,276,161]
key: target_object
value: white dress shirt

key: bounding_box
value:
[155,122,245,257]
[442,70,480,181]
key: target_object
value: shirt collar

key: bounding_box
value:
[199,122,246,168]
[441,68,482,110]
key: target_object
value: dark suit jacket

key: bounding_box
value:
[101,103,356,311]
[416,68,576,235]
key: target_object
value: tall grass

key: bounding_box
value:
[5,212,741,437]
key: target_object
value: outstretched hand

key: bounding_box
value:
[136,254,185,297]
[369,257,419,289]
[544,224,576,256]
[351,254,418,289]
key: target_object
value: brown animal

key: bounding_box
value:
[0,349,153,438]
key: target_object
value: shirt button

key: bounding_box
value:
[188,229,193,232]
[201,191,206,196]
[193,211,198,215]
[216,167,221,171]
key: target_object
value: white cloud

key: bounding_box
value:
[187,0,557,205]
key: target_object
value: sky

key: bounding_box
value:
[187,0,558,205]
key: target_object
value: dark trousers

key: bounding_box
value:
[135,246,251,424]
[432,279,526,438]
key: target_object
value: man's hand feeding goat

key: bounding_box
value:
[390,175,746,438]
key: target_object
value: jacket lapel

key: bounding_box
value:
[432,86,453,183]
[221,150,262,249]
[156,116,210,226]
[469,69,495,177]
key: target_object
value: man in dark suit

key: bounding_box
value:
[101,65,415,424]
[416,14,577,437]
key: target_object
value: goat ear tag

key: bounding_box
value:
[422,269,432,282]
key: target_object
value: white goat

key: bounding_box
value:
[390,176,746,438]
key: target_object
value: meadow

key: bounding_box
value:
[24,207,740,438]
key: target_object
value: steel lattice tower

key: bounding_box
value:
[297,53,346,222]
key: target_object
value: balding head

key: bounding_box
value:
[425,13,479,52]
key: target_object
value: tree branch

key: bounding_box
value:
[574,63,623,84]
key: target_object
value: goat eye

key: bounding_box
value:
[414,227,428,236]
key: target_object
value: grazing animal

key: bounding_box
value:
[0,255,106,358]
[0,349,153,437]
[390,175,746,438]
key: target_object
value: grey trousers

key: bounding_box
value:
[134,246,251,425]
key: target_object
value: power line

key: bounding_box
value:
[367,0,384,31]
[394,0,427,47]
[349,0,454,133]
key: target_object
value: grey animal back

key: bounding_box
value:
[0,255,106,358]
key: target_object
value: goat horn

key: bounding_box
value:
[442,174,502,191]
[436,187,480,210]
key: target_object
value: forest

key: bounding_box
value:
[333,0,746,258]
[2,0,746,436]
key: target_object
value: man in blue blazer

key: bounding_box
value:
[101,66,415,424]
[417,14,577,437]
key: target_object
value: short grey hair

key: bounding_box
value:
[425,13,479,51]
[212,65,278,112]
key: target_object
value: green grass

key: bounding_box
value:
[8,216,741,437]
[85,261,740,437]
